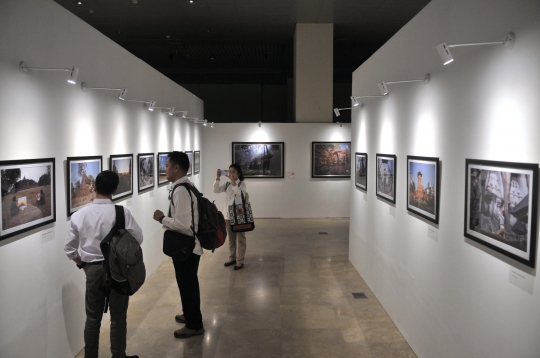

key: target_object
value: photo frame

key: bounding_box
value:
[67,156,102,216]
[109,154,133,201]
[185,151,193,176]
[194,151,201,175]
[376,153,397,204]
[312,142,351,179]
[355,152,368,191]
[232,142,284,179]
[157,152,170,186]
[1,158,56,240]
[137,153,154,193]
[407,156,440,224]
[465,159,538,268]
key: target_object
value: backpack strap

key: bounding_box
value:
[169,183,197,240]
[102,205,125,314]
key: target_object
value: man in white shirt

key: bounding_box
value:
[153,151,204,338]
[65,170,143,358]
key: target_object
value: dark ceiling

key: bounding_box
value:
[54,0,430,85]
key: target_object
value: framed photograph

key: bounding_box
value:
[67,156,102,216]
[185,151,193,176]
[1,158,56,240]
[232,142,284,179]
[109,154,133,201]
[465,159,538,268]
[137,153,154,193]
[194,151,201,175]
[312,142,351,178]
[376,154,396,204]
[407,156,440,224]
[355,152,368,190]
[157,152,169,186]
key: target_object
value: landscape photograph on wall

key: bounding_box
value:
[232,142,284,178]
[110,154,133,201]
[1,158,56,240]
[355,152,368,190]
[407,156,439,223]
[376,154,396,203]
[465,159,538,267]
[138,153,154,192]
[312,142,351,178]
[67,156,102,216]
[157,152,169,185]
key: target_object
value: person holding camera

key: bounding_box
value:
[214,164,247,270]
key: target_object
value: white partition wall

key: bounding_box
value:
[0,1,204,357]
[349,0,540,357]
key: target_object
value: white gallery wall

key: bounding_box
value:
[349,0,540,357]
[202,123,351,218]
[0,1,204,357]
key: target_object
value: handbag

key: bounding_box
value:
[162,184,196,260]
[228,191,255,232]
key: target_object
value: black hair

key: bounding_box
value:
[95,170,119,196]
[229,163,245,181]
[168,151,190,174]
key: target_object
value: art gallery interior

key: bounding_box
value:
[1,0,539,357]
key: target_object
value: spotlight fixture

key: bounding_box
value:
[258,121,262,127]
[334,103,364,117]
[175,111,188,118]
[162,107,175,115]
[436,32,515,65]
[377,74,430,96]
[350,95,386,106]
[203,119,208,126]
[336,121,343,127]
[123,98,156,111]
[81,82,128,101]
[210,122,214,128]
[20,61,79,84]
[119,88,128,101]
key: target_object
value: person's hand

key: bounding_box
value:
[153,210,165,221]
[216,168,221,180]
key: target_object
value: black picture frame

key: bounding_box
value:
[109,154,133,201]
[194,151,201,174]
[185,151,193,176]
[376,153,397,204]
[232,142,284,179]
[67,155,102,216]
[137,153,154,193]
[465,159,538,268]
[157,152,170,186]
[312,142,351,179]
[1,158,56,240]
[355,152,368,191]
[407,156,440,224]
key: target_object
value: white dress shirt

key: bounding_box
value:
[162,176,202,255]
[65,199,144,263]
[213,179,247,220]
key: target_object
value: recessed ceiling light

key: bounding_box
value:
[77,1,82,4]
[190,0,193,3]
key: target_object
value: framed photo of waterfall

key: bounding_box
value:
[232,142,284,179]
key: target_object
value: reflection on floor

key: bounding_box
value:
[76,218,416,358]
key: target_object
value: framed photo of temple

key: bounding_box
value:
[109,154,133,201]
[312,142,351,178]
[67,156,102,216]
[232,142,284,179]
[185,151,193,176]
[465,159,538,268]
[355,152,368,190]
[376,154,396,204]
[137,153,154,193]
[194,151,201,175]
[1,158,56,240]
[157,152,170,186]
[407,156,440,224]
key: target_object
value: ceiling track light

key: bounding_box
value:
[123,98,156,111]
[162,107,175,115]
[174,110,188,118]
[377,74,430,95]
[187,117,206,124]
[436,32,515,65]
[210,122,214,128]
[258,121,262,127]
[19,61,79,84]
[334,104,364,117]
[350,95,387,107]
[203,119,208,126]
[81,82,128,100]
[336,121,343,127]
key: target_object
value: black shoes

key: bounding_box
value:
[224,260,236,267]
[174,326,205,338]
[175,314,186,323]
[233,264,244,270]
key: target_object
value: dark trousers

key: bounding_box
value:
[84,263,129,358]
[173,253,203,330]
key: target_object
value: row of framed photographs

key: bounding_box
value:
[355,153,538,268]
[0,151,201,241]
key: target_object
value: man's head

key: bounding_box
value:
[95,170,119,197]
[166,151,189,182]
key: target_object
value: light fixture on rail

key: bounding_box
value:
[334,103,364,117]
[122,98,156,111]
[81,82,128,101]
[210,122,214,128]
[19,61,79,84]
[377,74,430,96]
[350,95,386,107]
[436,32,515,65]
[203,119,208,126]
[162,107,175,115]
[175,111,188,119]
[336,121,343,127]
[258,121,262,127]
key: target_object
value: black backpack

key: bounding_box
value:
[171,183,227,253]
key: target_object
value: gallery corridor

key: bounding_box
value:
[76,218,415,358]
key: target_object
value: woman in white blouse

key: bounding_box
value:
[214,164,247,270]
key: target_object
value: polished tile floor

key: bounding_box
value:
[76,218,416,358]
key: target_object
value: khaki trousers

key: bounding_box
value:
[226,222,247,264]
